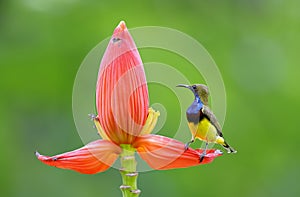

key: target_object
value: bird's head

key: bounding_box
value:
[176,84,209,105]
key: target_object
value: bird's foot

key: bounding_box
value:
[199,142,209,162]
[184,139,194,151]
[199,151,206,163]
[184,143,190,151]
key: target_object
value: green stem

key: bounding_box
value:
[119,144,140,197]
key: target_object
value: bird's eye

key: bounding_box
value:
[192,85,196,89]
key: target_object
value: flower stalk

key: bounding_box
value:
[119,144,140,197]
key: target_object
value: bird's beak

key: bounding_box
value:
[176,84,191,89]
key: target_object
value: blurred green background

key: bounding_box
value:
[1,0,300,196]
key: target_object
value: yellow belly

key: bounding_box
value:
[188,118,218,143]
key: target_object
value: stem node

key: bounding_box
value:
[119,144,140,197]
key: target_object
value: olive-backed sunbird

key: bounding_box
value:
[177,84,236,160]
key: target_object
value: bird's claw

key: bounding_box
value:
[199,152,206,163]
[184,139,194,151]
[184,143,190,151]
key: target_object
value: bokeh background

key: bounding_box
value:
[1,0,299,196]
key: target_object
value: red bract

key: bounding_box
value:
[133,135,222,170]
[36,140,121,174]
[96,21,148,144]
[36,21,222,174]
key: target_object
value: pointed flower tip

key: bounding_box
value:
[194,149,223,165]
[35,151,40,157]
[113,21,127,35]
[194,149,223,158]
[215,149,223,155]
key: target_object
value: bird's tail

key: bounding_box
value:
[222,141,237,153]
[216,136,237,153]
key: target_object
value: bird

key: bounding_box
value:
[177,84,236,162]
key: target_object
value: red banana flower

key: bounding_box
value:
[36,21,222,175]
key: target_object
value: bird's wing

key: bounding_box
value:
[201,105,223,137]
